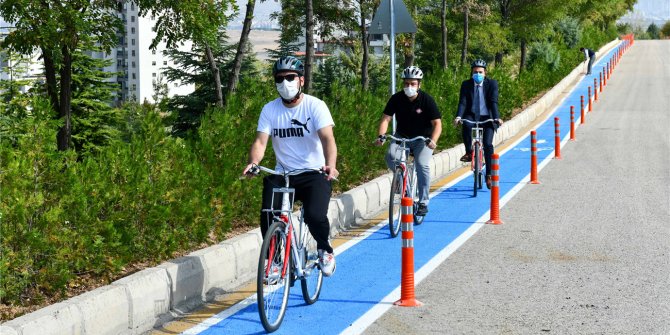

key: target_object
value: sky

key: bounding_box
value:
[619,0,670,26]
[228,0,282,29]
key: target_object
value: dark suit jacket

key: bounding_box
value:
[456,77,500,126]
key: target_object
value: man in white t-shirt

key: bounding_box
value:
[242,56,338,276]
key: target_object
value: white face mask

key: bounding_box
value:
[276,79,300,101]
[403,87,418,98]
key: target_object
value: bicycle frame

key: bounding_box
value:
[252,165,325,332]
[383,134,430,233]
[257,166,318,281]
[471,126,484,173]
[460,119,495,196]
[387,135,427,200]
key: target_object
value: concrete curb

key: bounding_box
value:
[2,39,621,335]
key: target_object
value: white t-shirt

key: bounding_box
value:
[257,94,335,172]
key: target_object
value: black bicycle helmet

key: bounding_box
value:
[401,66,424,80]
[471,59,487,69]
[273,56,304,76]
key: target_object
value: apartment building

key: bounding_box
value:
[114,2,194,104]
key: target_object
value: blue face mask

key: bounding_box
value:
[473,73,485,84]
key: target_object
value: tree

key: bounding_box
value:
[494,0,567,73]
[163,34,258,136]
[0,0,123,151]
[574,0,635,30]
[305,0,315,93]
[273,0,356,92]
[227,0,258,96]
[358,0,380,90]
[661,21,670,39]
[69,51,124,155]
[460,1,469,67]
[454,0,491,67]
[441,0,449,69]
[0,46,34,146]
[646,23,660,39]
[398,0,430,68]
[0,45,33,118]
[555,17,582,48]
[136,0,237,107]
[266,32,303,61]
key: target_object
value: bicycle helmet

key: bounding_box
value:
[471,59,487,69]
[273,56,304,76]
[401,66,424,80]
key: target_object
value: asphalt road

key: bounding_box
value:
[363,40,670,335]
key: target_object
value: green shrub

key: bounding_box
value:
[556,17,582,48]
[646,23,660,39]
[528,41,561,71]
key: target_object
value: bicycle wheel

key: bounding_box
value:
[300,231,323,304]
[473,142,481,197]
[411,171,425,225]
[388,167,403,237]
[257,220,291,333]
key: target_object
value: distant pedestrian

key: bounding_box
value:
[580,47,596,75]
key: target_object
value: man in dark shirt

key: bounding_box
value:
[580,47,596,75]
[374,66,442,215]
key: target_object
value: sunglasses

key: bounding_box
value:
[274,74,299,83]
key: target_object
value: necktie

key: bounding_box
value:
[473,85,481,118]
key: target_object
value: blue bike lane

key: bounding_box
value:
[185,44,622,335]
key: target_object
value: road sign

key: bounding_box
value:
[370,0,417,35]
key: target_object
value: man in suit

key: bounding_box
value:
[580,47,596,75]
[454,59,503,189]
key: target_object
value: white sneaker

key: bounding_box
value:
[318,250,336,277]
[263,262,281,285]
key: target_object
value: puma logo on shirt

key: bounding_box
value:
[273,118,311,138]
[291,118,311,133]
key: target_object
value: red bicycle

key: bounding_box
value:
[460,119,495,197]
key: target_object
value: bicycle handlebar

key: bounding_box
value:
[459,118,497,125]
[245,164,337,181]
[381,134,431,145]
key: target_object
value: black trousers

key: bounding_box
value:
[260,172,333,253]
[461,117,496,176]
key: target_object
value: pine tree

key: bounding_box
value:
[69,50,124,155]
[162,31,258,137]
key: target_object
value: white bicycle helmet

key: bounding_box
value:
[401,66,423,80]
[471,59,487,69]
[273,56,304,76]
